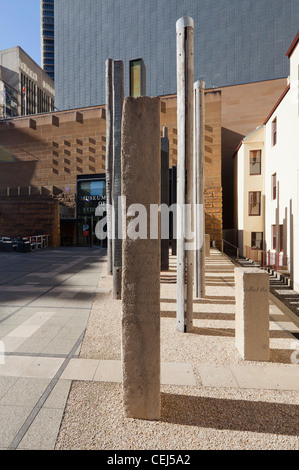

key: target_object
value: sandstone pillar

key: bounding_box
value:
[205,234,210,257]
[176,16,194,332]
[121,96,161,420]
[235,267,270,361]
[170,165,177,256]
[161,126,169,271]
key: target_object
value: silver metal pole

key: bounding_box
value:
[194,80,206,298]
[176,16,194,333]
[105,59,113,275]
[112,60,124,300]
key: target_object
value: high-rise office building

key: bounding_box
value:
[0,47,55,119]
[41,0,54,79]
[54,0,299,110]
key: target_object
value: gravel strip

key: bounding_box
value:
[55,252,299,450]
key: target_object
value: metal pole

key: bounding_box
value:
[112,60,124,300]
[194,80,206,298]
[105,59,113,275]
[176,16,194,333]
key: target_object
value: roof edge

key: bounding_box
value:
[286,31,299,58]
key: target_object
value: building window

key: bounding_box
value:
[272,173,277,200]
[129,59,145,97]
[272,225,276,250]
[251,232,263,250]
[249,149,261,175]
[272,225,283,251]
[272,118,277,146]
[248,191,261,216]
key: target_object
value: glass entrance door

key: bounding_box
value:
[77,215,107,247]
[76,175,107,247]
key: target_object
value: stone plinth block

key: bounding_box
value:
[121,96,161,420]
[235,268,270,361]
[205,234,210,257]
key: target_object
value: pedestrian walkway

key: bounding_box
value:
[0,248,298,450]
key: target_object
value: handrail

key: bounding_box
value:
[221,239,239,261]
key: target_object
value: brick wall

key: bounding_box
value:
[160,90,223,246]
[0,195,60,246]
[0,107,106,245]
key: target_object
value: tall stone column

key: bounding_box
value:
[161,126,169,271]
[121,96,161,420]
[105,59,113,275]
[176,16,194,332]
[194,80,206,298]
[112,60,124,299]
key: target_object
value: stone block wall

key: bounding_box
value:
[0,196,60,246]
[0,107,106,245]
[160,90,223,246]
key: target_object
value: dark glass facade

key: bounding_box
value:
[41,0,54,79]
[55,0,299,110]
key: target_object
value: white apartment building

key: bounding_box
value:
[264,32,299,291]
[234,126,265,261]
[234,31,299,291]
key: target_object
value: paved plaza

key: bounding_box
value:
[0,247,298,450]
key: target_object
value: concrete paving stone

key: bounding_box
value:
[0,377,51,407]
[41,338,80,356]
[0,405,33,448]
[43,379,72,409]
[6,324,43,338]
[60,359,100,381]
[161,362,196,386]
[0,273,29,284]
[17,407,65,450]
[0,286,49,293]
[0,294,38,306]
[60,274,101,286]
[14,336,54,355]
[0,355,36,377]
[229,363,299,391]
[51,324,86,341]
[0,376,18,399]
[198,364,239,388]
[22,357,65,379]
[1,336,28,353]
[93,360,122,383]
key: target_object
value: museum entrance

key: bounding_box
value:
[76,174,107,247]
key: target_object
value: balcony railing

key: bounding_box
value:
[221,239,239,261]
[245,246,290,275]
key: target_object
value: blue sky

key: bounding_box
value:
[0,0,41,65]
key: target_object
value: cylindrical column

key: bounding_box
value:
[105,59,113,275]
[194,80,206,298]
[112,60,124,299]
[161,126,169,271]
[176,16,194,332]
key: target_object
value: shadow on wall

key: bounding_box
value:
[205,213,222,250]
[222,127,245,231]
[0,126,61,245]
